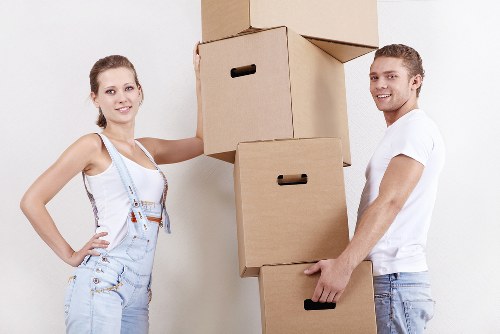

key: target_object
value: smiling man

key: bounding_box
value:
[305,44,445,334]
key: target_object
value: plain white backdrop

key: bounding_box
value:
[1,0,499,333]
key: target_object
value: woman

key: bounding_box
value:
[20,45,203,333]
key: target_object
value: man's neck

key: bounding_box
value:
[383,101,419,127]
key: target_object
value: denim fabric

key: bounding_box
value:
[64,210,160,334]
[374,271,435,334]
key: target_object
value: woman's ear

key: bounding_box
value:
[91,92,99,108]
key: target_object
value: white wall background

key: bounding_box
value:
[1,0,499,333]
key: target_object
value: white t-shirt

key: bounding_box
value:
[357,109,445,276]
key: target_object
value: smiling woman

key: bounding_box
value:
[89,55,144,129]
[20,47,204,333]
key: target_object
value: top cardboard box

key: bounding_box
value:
[201,0,378,63]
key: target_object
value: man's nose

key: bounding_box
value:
[376,79,387,89]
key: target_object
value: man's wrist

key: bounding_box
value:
[337,251,360,273]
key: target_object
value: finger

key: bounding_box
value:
[91,240,109,249]
[88,249,100,256]
[333,289,344,303]
[304,262,321,275]
[319,285,330,303]
[326,291,336,303]
[311,283,324,303]
[94,232,108,239]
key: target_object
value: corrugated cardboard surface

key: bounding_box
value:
[287,29,351,165]
[250,0,378,48]
[199,27,293,163]
[234,138,349,277]
[201,0,249,42]
[259,261,377,334]
[200,27,351,165]
[201,0,378,62]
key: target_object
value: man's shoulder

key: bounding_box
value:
[396,111,441,138]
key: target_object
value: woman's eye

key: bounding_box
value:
[105,89,115,94]
[125,86,134,91]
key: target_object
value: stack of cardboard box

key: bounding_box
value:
[199,1,379,332]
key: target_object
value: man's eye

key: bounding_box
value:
[370,76,378,81]
[388,75,396,79]
[105,89,115,94]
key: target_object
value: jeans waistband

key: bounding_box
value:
[374,271,431,286]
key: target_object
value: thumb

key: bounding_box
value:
[304,262,321,275]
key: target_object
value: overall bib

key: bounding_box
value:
[64,134,169,334]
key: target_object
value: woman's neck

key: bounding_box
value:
[102,122,136,145]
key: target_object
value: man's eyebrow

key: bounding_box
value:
[370,70,399,76]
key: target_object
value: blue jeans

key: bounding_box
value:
[374,271,435,334]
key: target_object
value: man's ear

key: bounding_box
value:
[411,74,423,91]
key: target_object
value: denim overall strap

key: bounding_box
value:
[134,140,171,233]
[98,134,149,236]
[81,173,99,228]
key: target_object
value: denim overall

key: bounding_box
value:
[65,134,170,334]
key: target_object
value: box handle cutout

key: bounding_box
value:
[304,299,336,311]
[277,174,308,186]
[231,64,256,78]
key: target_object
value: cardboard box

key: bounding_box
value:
[199,27,351,165]
[201,0,378,63]
[234,138,349,277]
[259,261,377,334]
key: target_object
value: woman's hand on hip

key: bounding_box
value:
[66,232,109,267]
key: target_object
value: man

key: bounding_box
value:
[305,44,445,334]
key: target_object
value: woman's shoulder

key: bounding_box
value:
[68,133,104,156]
[136,137,158,158]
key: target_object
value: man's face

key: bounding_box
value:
[369,57,419,113]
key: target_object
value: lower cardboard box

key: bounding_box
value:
[234,138,349,277]
[259,261,376,334]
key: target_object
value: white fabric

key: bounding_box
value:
[85,148,164,250]
[357,109,445,276]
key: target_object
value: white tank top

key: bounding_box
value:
[84,145,165,250]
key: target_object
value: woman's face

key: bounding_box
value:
[91,67,142,127]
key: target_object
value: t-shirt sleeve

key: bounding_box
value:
[390,121,434,166]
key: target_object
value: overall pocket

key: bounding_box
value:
[126,235,151,261]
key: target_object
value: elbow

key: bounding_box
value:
[19,192,30,215]
[20,191,41,216]
[384,198,405,217]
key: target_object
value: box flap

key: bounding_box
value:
[307,38,377,63]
